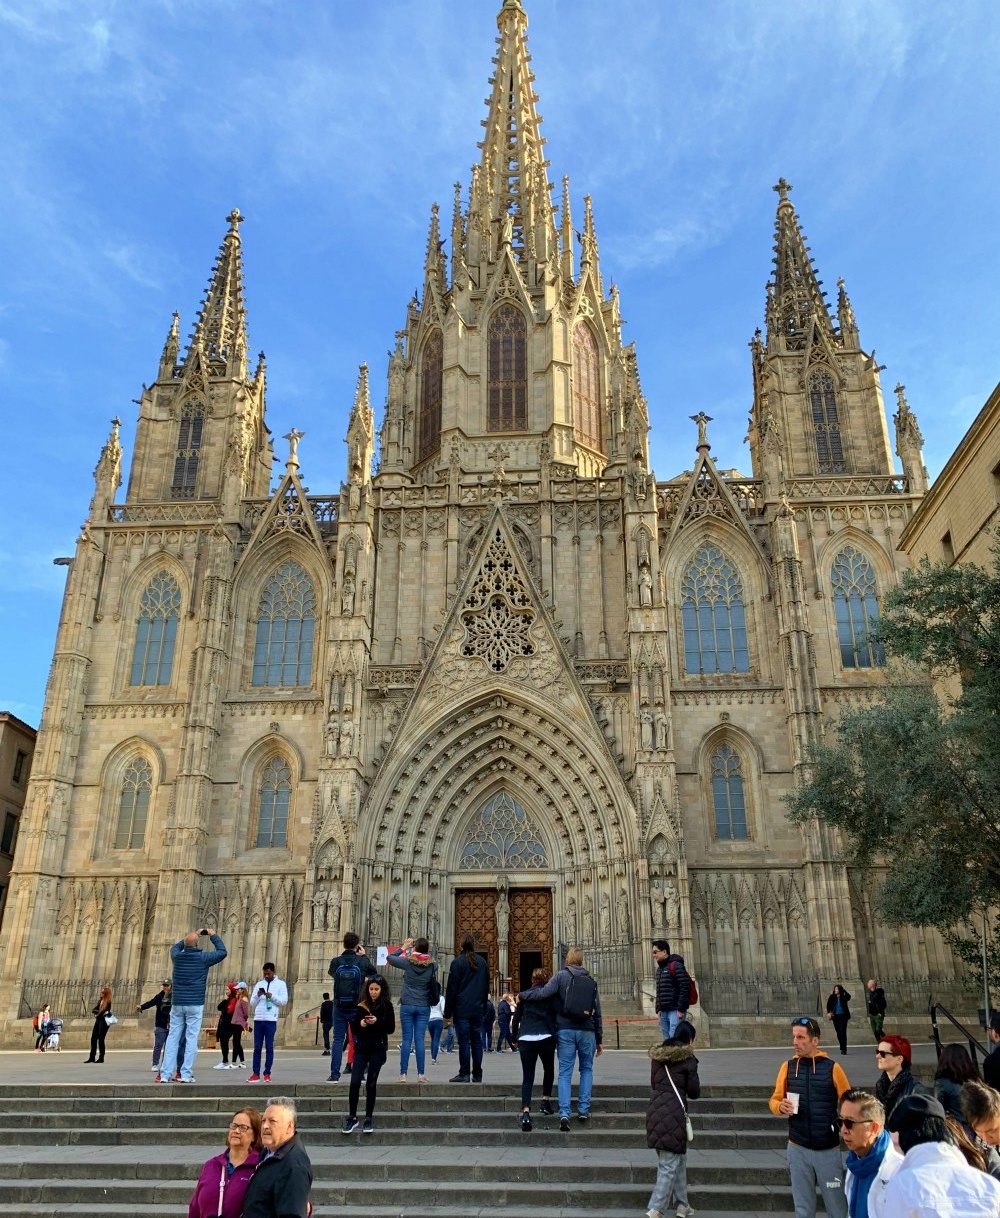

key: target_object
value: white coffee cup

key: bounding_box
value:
[787,1093,800,1114]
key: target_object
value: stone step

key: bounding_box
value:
[0,1208,789,1218]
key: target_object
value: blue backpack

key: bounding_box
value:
[333,956,363,1009]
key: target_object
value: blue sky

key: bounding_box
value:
[2,0,999,726]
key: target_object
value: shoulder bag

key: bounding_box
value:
[664,1064,694,1144]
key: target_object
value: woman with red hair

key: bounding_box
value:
[874,1034,931,1123]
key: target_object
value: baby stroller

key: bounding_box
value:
[44,1018,63,1052]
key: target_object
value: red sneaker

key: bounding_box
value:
[263,1074,271,1083]
[247,1074,261,1083]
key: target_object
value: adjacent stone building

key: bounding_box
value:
[0,0,966,1042]
[0,713,35,932]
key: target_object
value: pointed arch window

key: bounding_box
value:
[113,756,152,849]
[251,562,316,687]
[572,323,601,450]
[418,329,443,461]
[255,756,291,849]
[171,400,205,499]
[487,304,527,432]
[831,546,884,668]
[130,570,181,686]
[710,743,749,840]
[809,371,845,473]
[681,544,750,674]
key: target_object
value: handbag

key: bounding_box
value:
[104,1013,118,1025]
[664,1062,694,1144]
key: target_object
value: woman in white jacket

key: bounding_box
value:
[247,962,288,1083]
[884,1094,1000,1217]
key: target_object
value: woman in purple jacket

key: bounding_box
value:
[188,1107,261,1218]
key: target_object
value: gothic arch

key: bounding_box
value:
[228,535,330,694]
[92,736,166,861]
[815,529,893,673]
[694,724,767,849]
[484,301,529,433]
[452,785,554,873]
[664,522,772,684]
[112,551,191,696]
[804,364,849,474]
[231,734,304,861]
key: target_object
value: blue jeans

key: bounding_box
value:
[659,1010,681,1041]
[648,1150,688,1211]
[454,1015,484,1079]
[159,1003,202,1081]
[329,1006,357,1079]
[253,1020,276,1075]
[429,1020,443,1061]
[399,1004,430,1075]
[557,1027,596,1119]
[442,1024,456,1052]
[152,1025,168,1068]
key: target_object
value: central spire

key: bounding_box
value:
[767,180,835,351]
[472,0,553,262]
[186,208,249,377]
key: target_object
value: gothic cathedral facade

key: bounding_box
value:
[0,0,959,1041]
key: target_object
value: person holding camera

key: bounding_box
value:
[247,962,289,1083]
[157,927,228,1084]
[327,931,375,1083]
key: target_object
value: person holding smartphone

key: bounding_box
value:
[158,928,228,1084]
[247,962,288,1083]
[342,974,395,1135]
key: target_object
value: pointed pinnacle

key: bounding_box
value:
[187,209,249,374]
[160,310,180,369]
[353,362,371,414]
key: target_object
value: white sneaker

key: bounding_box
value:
[234,1062,245,1069]
[228,1063,239,1069]
[213,1062,230,1070]
[151,1064,159,1070]
[676,1207,695,1218]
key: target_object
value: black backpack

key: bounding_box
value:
[561,971,598,1021]
[333,955,364,1009]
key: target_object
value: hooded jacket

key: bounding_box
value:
[240,1132,312,1218]
[169,934,228,1006]
[646,1041,701,1154]
[388,947,438,1007]
[769,1051,851,1150]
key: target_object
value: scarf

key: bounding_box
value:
[846,1128,890,1218]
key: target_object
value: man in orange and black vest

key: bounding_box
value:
[769,1016,850,1218]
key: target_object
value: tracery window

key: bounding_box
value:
[460,791,547,870]
[113,757,152,850]
[460,528,535,672]
[710,744,749,841]
[572,323,601,450]
[251,562,316,687]
[831,546,884,668]
[255,756,291,849]
[130,570,181,686]
[809,371,845,473]
[418,329,443,461]
[487,304,527,432]
[170,400,204,499]
[681,544,750,674]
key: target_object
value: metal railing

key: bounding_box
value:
[929,1002,991,1067]
[697,976,977,1018]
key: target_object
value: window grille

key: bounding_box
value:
[681,544,750,674]
[130,571,181,686]
[831,546,884,668]
[170,401,204,499]
[114,757,152,849]
[809,371,845,473]
[572,324,601,450]
[251,562,316,687]
[418,329,443,461]
[710,744,749,840]
[487,305,527,432]
[460,791,547,869]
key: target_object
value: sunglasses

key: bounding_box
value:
[875,1049,899,1058]
[838,1117,871,1129]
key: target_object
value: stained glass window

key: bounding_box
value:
[710,744,749,840]
[681,544,750,674]
[256,756,291,848]
[460,791,547,870]
[418,329,443,461]
[809,371,845,473]
[114,757,152,849]
[251,562,316,687]
[487,305,527,432]
[572,323,601,450]
[831,546,884,668]
[130,571,181,686]
[171,400,204,499]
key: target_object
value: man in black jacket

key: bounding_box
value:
[444,933,490,1083]
[653,939,691,1041]
[136,979,172,1073]
[865,978,887,1043]
[318,992,333,1055]
[242,1097,312,1218]
[985,1013,1000,1089]
[326,931,375,1082]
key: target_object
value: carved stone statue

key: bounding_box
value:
[565,896,577,939]
[495,888,510,945]
[311,887,327,933]
[326,883,341,936]
[582,894,594,943]
[664,879,680,931]
[342,572,356,616]
[408,896,421,939]
[640,709,654,752]
[388,893,402,942]
[339,720,354,758]
[368,891,383,941]
[599,892,612,940]
[638,562,653,607]
[616,889,629,936]
[654,709,669,753]
[500,210,513,248]
[324,721,339,758]
[427,900,440,945]
[649,877,665,930]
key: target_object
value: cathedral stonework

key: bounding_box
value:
[0,0,964,1044]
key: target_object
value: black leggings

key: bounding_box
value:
[518,1037,555,1109]
[231,1027,245,1063]
[89,1016,109,1061]
[349,1045,387,1120]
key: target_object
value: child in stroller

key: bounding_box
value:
[44,1017,63,1052]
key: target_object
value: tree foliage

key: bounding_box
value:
[787,547,1000,947]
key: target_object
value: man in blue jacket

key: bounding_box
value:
[157,927,227,1084]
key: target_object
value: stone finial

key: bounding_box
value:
[690,412,713,451]
[283,428,304,471]
[772,177,792,202]
[226,208,244,235]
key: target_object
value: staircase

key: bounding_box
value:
[0,1081,798,1216]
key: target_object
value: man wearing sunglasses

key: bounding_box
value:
[769,1016,851,1218]
[838,1089,902,1218]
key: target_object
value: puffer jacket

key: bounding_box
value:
[169,934,228,1006]
[654,954,691,1013]
[646,1042,700,1154]
[444,951,490,1020]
